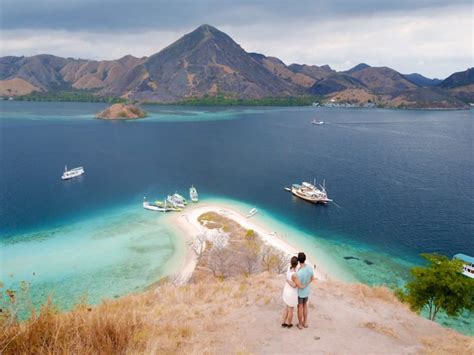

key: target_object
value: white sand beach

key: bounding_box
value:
[169,202,330,282]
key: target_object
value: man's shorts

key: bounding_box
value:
[298,297,308,305]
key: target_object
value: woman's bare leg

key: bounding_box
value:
[286,306,294,325]
[282,306,289,325]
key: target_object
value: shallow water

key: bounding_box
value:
[0,102,472,334]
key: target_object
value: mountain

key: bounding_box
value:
[0,25,470,108]
[345,63,371,74]
[403,73,442,87]
[136,24,300,101]
[437,68,474,103]
[439,68,474,88]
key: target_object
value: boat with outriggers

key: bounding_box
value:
[189,185,199,202]
[61,165,85,180]
[285,180,332,204]
[143,197,181,212]
[453,253,474,279]
[143,186,199,212]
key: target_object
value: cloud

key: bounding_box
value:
[0,1,472,78]
[1,0,470,32]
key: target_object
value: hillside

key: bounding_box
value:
[438,68,474,103]
[3,271,472,353]
[0,25,471,108]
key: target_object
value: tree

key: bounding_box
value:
[187,233,208,261]
[400,253,474,321]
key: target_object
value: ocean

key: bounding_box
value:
[0,101,472,334]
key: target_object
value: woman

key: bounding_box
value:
[281,256,306,328]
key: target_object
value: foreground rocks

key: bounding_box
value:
[96,103,147,120]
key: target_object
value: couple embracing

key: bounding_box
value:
[281,252,314,329]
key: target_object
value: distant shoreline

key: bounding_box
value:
[2,98,470,110]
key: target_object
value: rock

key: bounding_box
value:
[96,103,147,120]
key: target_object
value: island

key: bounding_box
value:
[96,103,147,120]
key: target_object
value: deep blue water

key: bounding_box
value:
[1,102,472,261]
[1,101,473,334]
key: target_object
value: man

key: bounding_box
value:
[296,252,314,329]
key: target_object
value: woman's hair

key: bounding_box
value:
[290,256,298,269]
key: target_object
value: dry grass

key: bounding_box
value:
[362,321,399,339]
[420,333,474,355]
[1,274,277,354]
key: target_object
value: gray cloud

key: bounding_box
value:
[1,0,471,32]
[0,1,472,78]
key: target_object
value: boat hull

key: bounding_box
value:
[291,188,332,204]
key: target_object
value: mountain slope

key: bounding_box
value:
[438,68,474,102]
[135,25,300,101]
[403,73,442,87]
[0,25,470,108]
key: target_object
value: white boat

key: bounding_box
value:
[143,198,179,212]
[312,119,324,125]
[61,166,85,180]
[189,185,199,202]
[288,179,332,204]
[167,194,186,208]
[246,208,258,218]
[453,254,474,279]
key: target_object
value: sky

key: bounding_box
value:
[0,0,472,78]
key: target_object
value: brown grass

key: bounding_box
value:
[362,321,399,339]
[1,274,278,354]
[420,333,474,355]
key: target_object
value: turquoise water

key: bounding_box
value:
[1,203,183,312]
[0,102,472,334]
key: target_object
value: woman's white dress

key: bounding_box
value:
[282,269,298,307]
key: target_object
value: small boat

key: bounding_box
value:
[312,120,324,125]
[284,187,291,192]
[189,185,199,202]
[61,166,85,180]
[246,208,258,218]
[453,254,474,279]
[167,194,186,208]
[143,201,172,212]
[143,197,180,212]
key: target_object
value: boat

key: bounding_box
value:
[288,180,332,204]
[246,208,258,218]
[312,119,324,125]
[174,193,188,205]
[167,194,186,208]
[143,198,180,212]
[453,253,474,279]
[61,166,85,180]
[189,185,199,202]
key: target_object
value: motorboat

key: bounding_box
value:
[167,194,186,208]
[312,120,324,125]
[453,254,474,279]
[61,166,85,180]
[189,185,199,202]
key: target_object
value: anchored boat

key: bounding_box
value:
[143,198,181,212]
[167,193,186,208]
[286,180,332,204]
[189,185,199,202]
[453,254,474,279]
[61,166,85,180]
